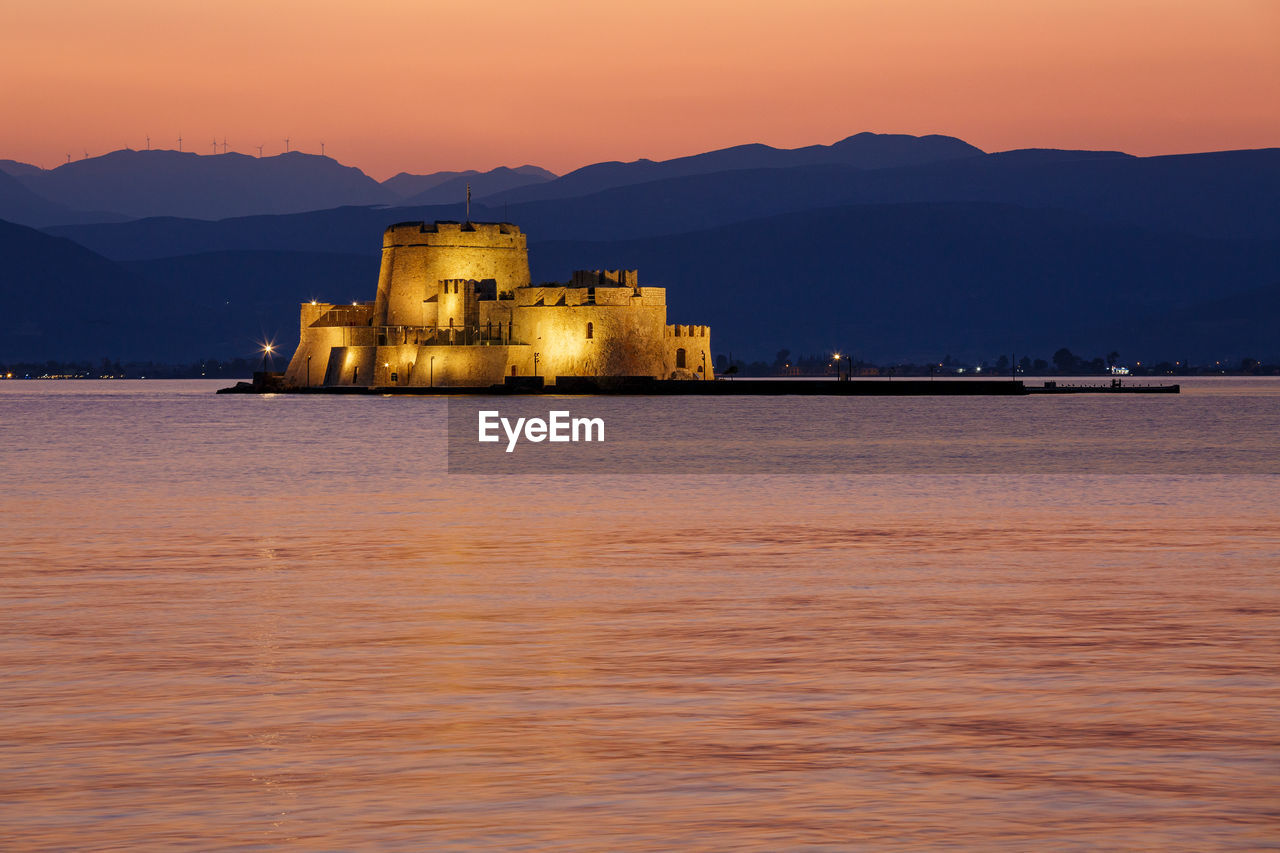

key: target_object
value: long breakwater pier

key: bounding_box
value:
[220,375,1180,396]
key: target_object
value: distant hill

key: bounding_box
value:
[402,165,557,205]
[383,165,555,201]
[528,202,1280,362]
[488,132,983,203]
[382,169,476,198]
[10,131,1280,362]
[0,215,378,361]
[0,170,108,229]
[0,219,159,360]
[0,159,45,178]
[122,250,380,360]
[17,136,1276,241]
[46,205,437,260]
[16,149,397,221]
[14,199,1278,363]
[983,148,1134,164]
[11,136,1276,241]
[1087,279,1280,361]
[486,147,1280,242]
[47,147,1280,262]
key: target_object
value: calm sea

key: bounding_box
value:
[2,379,1278,851]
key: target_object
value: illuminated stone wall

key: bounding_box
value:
[403,345,532,387]
[353,343,532,387]
[283,301,376,387]
[516,302,669,380]
[374,222,529,327]
[319,345,378,386]
[664,324,714,379]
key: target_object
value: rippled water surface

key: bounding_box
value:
[2,379,1278,850]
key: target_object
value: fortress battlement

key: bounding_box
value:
[382,220,524,248]
[570,269,639,288]
[438,278,498,301]
[515,285,636,308]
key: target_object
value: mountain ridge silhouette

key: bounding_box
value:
[3,132,1277,362]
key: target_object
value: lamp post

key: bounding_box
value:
[701,350,707,379]
[306,354,311,387]
[430,355,435,389]
[261,343,274,372]
[833,352,841,381]
[533,352,541,376]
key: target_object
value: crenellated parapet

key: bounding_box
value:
[515,285,636,307]
[570,269,638,288]
[514,273,664,309]
[382,220,524,248]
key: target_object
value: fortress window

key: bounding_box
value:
[586,322,593,339]
[676,348,686,368]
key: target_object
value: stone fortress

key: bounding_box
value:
[282,220,712,389]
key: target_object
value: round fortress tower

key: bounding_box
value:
[374,221,530,327]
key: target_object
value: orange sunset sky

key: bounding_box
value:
[1,0,1276,179]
